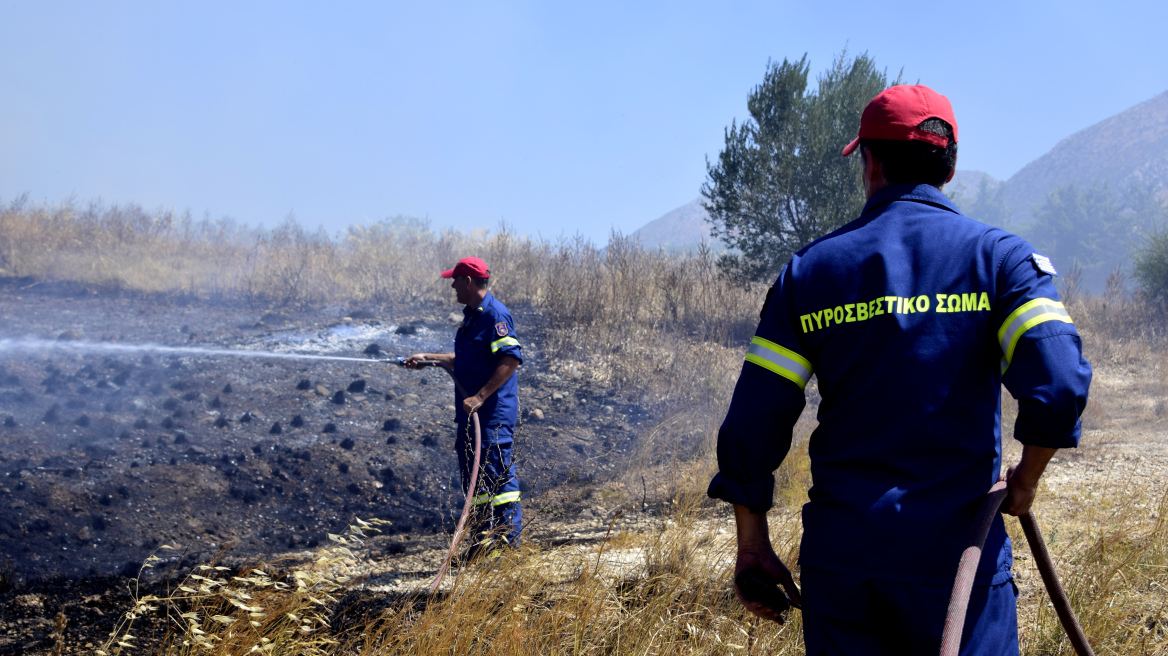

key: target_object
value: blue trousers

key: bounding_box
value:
[801,567,1019,656]
[455,423,522,545]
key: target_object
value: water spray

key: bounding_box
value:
[2,337,484,591]
[0,337,403,365]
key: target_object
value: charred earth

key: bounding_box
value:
[0,282,654,585]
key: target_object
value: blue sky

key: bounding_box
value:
[1,1,1165,242]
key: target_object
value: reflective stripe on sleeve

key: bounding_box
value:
[471,494,492,506]
[490,336,520,353]
[997,297,1074,369]
[744,336,812,390]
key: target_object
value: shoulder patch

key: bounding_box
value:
[495,321,509,337]
[1031,253,1058,276]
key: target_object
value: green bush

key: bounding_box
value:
[1132,221,1168,305]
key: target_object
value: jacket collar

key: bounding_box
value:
[861,183,960,217]
[463,291,494,316]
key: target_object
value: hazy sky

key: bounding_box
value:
[2,1,1166,242]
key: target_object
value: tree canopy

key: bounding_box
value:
[701,53,892,283]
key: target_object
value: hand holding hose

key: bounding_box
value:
[1001,445,1057,517]
[1002,465,1039,516]
[462,394,484,416]
[398,353,456,370]
[401,354,425,370]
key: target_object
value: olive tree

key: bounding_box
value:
[702,52,893,283]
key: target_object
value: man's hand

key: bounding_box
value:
[403,353,454,370]
[462,394,484,416]
[732,504,802,623]
[459,356,519,417]
[1003,465,1041,516]
[1002,445,1057,516]
[734,544,801,623]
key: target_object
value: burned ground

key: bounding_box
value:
[0,285,661,587]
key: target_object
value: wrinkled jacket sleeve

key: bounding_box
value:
[995,243,1092,448]
[708,265,810,512]
[488,308,523,365]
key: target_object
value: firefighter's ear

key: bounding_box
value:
[861,146,887,198]
[944,154,957,184]
[862,147,882,181]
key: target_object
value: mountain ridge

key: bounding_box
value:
[634,90,1168,252]
[1003,90,1168,222]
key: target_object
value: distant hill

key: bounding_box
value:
[632,198,721,252]
[636,91,1168,254]
[1003,91,1168,223]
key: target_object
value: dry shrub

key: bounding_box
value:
[0,199,762,342]
[0,198,250,296]
[1060,265,1168,365]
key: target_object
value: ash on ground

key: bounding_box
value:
[0,285,660,582]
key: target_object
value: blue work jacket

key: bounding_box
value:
[708,183,1092,585]
[453,291,523,433]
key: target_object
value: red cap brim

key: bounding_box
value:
[841,137,860,157]
[440,269,455,278]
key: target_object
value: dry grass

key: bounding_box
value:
[99,519,392,656]
[5,197,1164,653]
[0,198,760,401]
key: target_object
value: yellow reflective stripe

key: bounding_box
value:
[997,297,1073,367]
[491,491,521,506]
[490,336,520,353]
[471,491,520,506]
[744,336,812,390]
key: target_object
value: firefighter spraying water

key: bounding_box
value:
[0,258,525,591]
[400,257,524,556]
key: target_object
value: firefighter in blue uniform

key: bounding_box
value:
[406,256,523,550]
[708,85,1092,655]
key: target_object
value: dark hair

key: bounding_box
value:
[472,276,490,289]
[859,118,957,188]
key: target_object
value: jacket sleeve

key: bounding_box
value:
[995,243,1092,449]
[488,309,523,365]
[708,265,810,512]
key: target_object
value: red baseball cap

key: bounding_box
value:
[841,85,958,157]
[440,256,490,279]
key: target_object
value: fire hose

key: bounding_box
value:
[387,358,483,593]
[940,482,1095,656]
